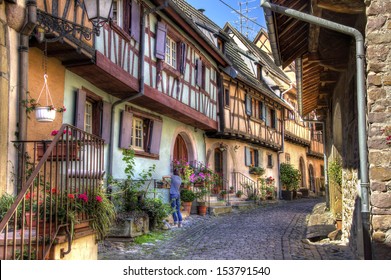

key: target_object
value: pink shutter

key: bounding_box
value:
[179,42,187,75]
[101,101,112,144]
[119,111,133,149]
[155,22,167,60]
[196,59,203,87]
[75,89,86,129]
[149,119,163,155]
[130,0,140,42]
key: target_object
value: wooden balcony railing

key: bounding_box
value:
[284,119,311,143]
[0,124,104,260]
[308,139,324,156]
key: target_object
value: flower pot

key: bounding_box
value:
[35,106,56,122]
[197,205,207,216]
[182,201,192,214]
[281,190,293,200]
[336,219,342,230]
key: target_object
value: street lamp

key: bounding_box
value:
[83,0,113,34]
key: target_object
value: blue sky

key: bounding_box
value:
[186,0,267,40]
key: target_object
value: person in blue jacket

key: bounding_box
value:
[170,169,183,227]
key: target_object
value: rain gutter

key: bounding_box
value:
[261,0,371,259]
[107,1,168,177]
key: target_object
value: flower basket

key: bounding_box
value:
[35,106,56,122]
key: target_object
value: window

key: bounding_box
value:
[245,147,260,167]
[74,89,112,143]
[120,107,163,158]
[256,64,263,81]
[245,93,252,116]
[123,0,140,42]
[217,38,225,53]
[267,154,273,168]
[84,101,93,134]
[111,0,120,25]
[165,36,177,68]
[285,153,291,164]
[270,109,277,129]
[224,88,230,107]
[132,117,144,150]
[320,165,325,177]
[258,101,265,121]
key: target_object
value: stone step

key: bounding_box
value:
[209,205,232,216]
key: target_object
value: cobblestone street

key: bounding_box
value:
[99,198,356,260]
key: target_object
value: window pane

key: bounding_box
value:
[84,101,93,134]
[132,118,144,150]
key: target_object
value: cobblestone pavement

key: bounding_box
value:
[99,198,356,260]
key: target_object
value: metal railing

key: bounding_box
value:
[0,124,105,260]
[231,172,259,202]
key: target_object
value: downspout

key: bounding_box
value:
[17,1,37,189]
[295,57,303,117]
[18,1,37,142]
[277,109,285,199]
[107,1,168,177]
[261,0,371,259]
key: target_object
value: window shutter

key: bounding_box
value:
[119,111,133,149]
[75,89,86,129]
[196,59,203,87]
[179,42,187,75]
[273,110,278,129]
[245,147,251,166]
[254,150,259,167]
[265,107,270,126]
[130,0,140,42]
[155,22,167,60]
[262,102,266,121]
[123,0,131,35]
[101,101,112,144]
[149,119,163,155]
[245,94,252,116]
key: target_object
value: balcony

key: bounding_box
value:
[284,119,311,146]
[307,139,324,158]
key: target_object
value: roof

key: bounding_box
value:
[170,0,289,107]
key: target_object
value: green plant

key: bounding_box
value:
[140,197,172,230]
[172,159,193,185]
[220,189,227,196]
[180,189,196,202]
[328,159,342,187]
[0,193,15,221]
[280,163,301,191]
[236,190,243,197]
[249,166,265,176]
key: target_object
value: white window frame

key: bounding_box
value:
[132,117,144,151]
[84,100,93,134]
[165,36,177,68]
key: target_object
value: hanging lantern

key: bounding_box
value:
[83,0,113,29]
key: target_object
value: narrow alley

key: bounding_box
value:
[99,199,355,260]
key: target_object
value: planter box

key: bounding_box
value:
[109,214,149,238]
[281,190,293,201]
[37,142,79,161]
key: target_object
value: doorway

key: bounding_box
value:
[173,134,188,162]
[309,164,315,193]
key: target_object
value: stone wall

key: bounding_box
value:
[366,0,391,260]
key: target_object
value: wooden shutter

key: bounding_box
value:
[272,110,278,129]
[119,111,133,149]
[149,119,163,155]
[261,102,266,121]
[155,22,167,60]
[123,0,131,35]
[130,0,140,42]
[101,101,112,144]
[179,42,187,75]
[245,94,252,116]
[196,59,203,87]
[265,106,270,126]
[245,147,251,166]
[75,89,86,129]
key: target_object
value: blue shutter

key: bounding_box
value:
[245,147,251,166]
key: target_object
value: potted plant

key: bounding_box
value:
[236,190,243,198]
[195,187,209,216]
[36,129,79,160]
[229,186,235,194]
[180,189,196,214]
[280,163,300,200]
[219,189,228,199]
[22,92,66,122]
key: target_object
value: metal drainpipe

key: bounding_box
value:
[107,1,168,177]
[261,0,372,259]
[277,112,285,200]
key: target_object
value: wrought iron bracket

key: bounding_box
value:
[36,9,99,43]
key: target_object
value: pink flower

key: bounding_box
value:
[51,130,59,136]
[68,194,75,200]
[96,196,103,203]
[78,193,88,203]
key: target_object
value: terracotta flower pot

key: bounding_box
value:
[197,205,207,216]
[182,201,192,214]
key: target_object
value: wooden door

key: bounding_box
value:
[173,135,188,161]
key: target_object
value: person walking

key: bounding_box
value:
[170,169,183,227]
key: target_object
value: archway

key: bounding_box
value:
[173,134,188,162]
[299,157,306,188]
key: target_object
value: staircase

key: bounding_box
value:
[0,124,105,260]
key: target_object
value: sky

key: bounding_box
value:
[186,0,267,40]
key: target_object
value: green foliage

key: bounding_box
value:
[180,189,196,202]
[249,166,265,176]
[328,159,342,187]
[133,231,166,244]
[280,163,301,191]
[140,198,172,230]
[0,193,15,221]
